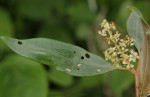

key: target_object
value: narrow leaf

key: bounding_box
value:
[1,36,117,76]
[127,11,144,52]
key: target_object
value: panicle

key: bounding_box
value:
[98,19,139,69]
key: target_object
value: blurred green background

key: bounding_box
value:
[0,0,150,97]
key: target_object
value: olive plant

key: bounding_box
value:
[1,7,150,97]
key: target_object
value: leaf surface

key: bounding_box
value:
[1,36,117,76]
[127,11,144,52]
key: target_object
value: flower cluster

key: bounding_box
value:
[98,19,139,69]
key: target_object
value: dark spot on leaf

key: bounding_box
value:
[85,53,90,58]
[18,41,22,45]
[81,56,84,59]
[74,51,76,53]
[43,64,50,71]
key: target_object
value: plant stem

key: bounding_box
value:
[135,72,139,97]
[129,69,139,97]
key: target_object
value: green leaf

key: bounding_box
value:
[0,54,48,97]
[1,36,117,76]
[127,11,144,52]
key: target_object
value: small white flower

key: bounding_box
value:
[116,63,122,68]
[98,31,107,36]
[112,53,116,56]
[126,65,130,69]
[121,47,125,51]
[130,65,134,68]
[110,22,116,30]
[123,61,126,64]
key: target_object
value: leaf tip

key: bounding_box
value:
[0,36,13,45]
[0,36,7,40]
[0,36,7,42]
[0,36,11,41]
[0,36,5,39]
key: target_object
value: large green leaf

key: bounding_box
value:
[1,36,117,76]
[0,54,48,97]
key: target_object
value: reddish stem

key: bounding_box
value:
[135,72,139,97]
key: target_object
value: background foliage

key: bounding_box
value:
[0,0,150,97]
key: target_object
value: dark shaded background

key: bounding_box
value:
[0,0,150,97]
